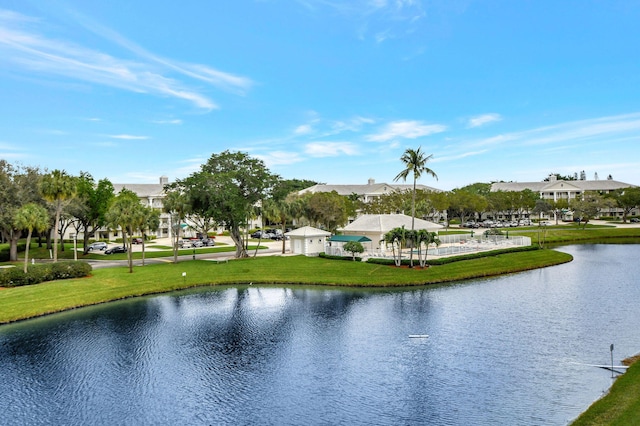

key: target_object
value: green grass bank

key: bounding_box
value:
[571,356,640,425]
[0,248,571,324]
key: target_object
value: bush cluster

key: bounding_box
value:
[0,261,92,287]
[319,253,363,262]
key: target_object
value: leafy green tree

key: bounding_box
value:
[571,192,614,229]
[394,147,438,267]
[517,189,538,220]
[532,199,552,222]
[262,195,299,254]
[177,151,277,258]
[66,172,115,254]
[486,191,510,221]
[302,191,349,233]
[0,161,43,261]
[608,187,640,222]
[271,178,319,201]
[549,199,569,224]
[40,170,77,262]
[343,241,364,261]
[460,182,492,197]
[106,189,145,272]
[13,203,49,273]
[447,189,487,225]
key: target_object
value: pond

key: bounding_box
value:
[1,244,639,425]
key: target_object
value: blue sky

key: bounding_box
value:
[1,0,640,191]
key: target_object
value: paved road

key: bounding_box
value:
[87,238,287,269]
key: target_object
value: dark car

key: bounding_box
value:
[105,246,127,254]
[131,237,143,244]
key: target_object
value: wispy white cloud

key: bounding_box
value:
[255,151,304,166]
[467,113,502,128]
[294,124,314,135]
[294,0,425,42]
[366,120,446,142]
[294,114,375,138]
[469,112,640,149]
[432,150,487,163]
[305,142,358,157]
[108,134,150,140]
[153,119,183,125]
[0,8,253,111]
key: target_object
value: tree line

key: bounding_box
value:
[3,150,639,272]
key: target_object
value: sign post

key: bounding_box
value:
[610,344,614,378]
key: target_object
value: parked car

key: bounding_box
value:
[105,246,127,254]
[202,239,216,246]
[131,237,143,244]
[631,218,640,223]
[178,240,192,248]
[191,240,204,248]
[251,230,264,239]
[87,242,107,251]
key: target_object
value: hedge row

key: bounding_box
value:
[366,245,540,266]
[319,253,363,262]
[0,261,92,287]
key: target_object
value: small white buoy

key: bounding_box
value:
[408,334,429,338]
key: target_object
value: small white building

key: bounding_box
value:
[339,214,443,251]
[284,226,332,256]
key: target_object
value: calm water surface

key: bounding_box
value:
[1,244,639,425]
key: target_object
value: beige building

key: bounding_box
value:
[491,175,637,219]
[112,176,172,239]
[299,178,441,203]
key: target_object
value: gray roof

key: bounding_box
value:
[299,181,441,197]
[285,226,332,237]
[113,183,166,198]
[491,179,635,193]
[340,214,443,233]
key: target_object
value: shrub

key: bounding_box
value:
[0,261,92,287]
[319,253,363,262]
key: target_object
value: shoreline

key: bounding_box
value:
[0,248,572,325]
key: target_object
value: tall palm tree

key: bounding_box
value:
[394,147,438,267]
[13,203,49,273]
[39,170,76,262]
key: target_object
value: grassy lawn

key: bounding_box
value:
[0,249,572,324]
[571,356,640,425]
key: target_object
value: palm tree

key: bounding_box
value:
[40,170,76,262]
[163,190,190,263]
[415,229,440,268]
[381,226,407,267]
[13,203,49,273]
[394,147,438,267]
[106,189,145,273]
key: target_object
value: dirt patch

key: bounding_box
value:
[622,354,640,366]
